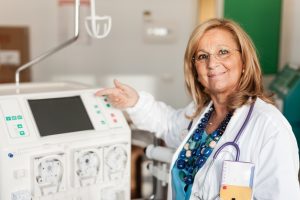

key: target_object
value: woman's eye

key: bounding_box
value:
[219,49,229,55]
[197,54,209,60]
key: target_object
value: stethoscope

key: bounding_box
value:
[187,101,255,161]
[190,101,255,200]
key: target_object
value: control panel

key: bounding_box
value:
[1,99,29,138]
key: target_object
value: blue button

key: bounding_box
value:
[19,131,25,136]
[5,116,11,121]
[17,115,23,120]
[8,153,14,158]
[12,116,17,120]
[17,124,23,128]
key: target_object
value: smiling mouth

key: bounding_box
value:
[208,71,226,78]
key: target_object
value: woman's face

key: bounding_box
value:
[195,28,243,96]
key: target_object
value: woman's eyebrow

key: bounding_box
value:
[195,49,209,53]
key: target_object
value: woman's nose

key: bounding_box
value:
[207,55,220,69]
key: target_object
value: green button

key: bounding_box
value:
[101,120,106,125]
[17,124,23,128]
[19,131,25,136]
[94,105,98,108]
[106,104,111,108]
[96,110,101,114]
[12,116,17,120]
[17,115,23,120]
[5,116,11,121]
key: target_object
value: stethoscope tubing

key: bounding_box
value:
[213,101,255,161]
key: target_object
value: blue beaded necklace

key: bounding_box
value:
[175,105,233,190]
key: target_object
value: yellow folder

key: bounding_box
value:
[220,184,252,200]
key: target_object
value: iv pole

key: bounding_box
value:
[15,0,80,88]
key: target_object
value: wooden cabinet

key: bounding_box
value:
[0,27,31,83]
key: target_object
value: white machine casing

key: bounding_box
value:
[0,82,131,200]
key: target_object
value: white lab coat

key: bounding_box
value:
[126,92,300,200]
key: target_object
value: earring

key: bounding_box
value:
[242,69,245,74]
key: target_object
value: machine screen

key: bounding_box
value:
[28,96,94,137]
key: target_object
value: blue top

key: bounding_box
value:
[171,131,208,200]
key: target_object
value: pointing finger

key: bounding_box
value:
[114,79,128,91]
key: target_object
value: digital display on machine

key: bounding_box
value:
[28,96,94,137]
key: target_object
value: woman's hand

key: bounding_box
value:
[95,79,139,109]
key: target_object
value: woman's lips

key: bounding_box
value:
[208,71,226,78]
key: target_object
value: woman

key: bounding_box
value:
[96,18,300,199]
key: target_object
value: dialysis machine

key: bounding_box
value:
[269,64,300,147]
[0,1,130,199]
[0,82,131,200]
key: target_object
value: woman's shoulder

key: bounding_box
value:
[254,98,280,113]
[254,98,285,119]
[251,97,293,135]
[250,98,299,162]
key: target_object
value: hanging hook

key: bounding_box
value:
[85,0,112,39]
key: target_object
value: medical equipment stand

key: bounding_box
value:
[14,0,112,88]
[15,0,80,88]
[145,137,175,200]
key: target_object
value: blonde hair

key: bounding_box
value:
[184,18,273,119]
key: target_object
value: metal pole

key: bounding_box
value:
[15,0,80,88]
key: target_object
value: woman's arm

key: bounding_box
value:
[253,123,300,200]
[95,80,194,148]
[126,91,194,148]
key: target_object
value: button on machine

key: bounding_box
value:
[0,99,29,138]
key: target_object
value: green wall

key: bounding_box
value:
[224,0,282,74]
